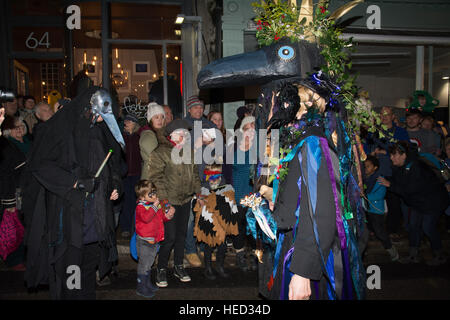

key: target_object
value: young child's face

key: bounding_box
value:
[364,160,378,177]
[421,119,433,130]
[143,189,158,203]
[209,176,222,190]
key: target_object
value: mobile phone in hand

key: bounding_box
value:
[202,128,216,140]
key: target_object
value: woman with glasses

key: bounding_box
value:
[1,116,31,155]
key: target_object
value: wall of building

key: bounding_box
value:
[221,0,255,129]
[356,75,415,109]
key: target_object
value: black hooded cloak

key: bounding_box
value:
[23,86,123,299]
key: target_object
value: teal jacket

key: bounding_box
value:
[367,180,386,215]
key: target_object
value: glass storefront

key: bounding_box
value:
[3,0,184,116]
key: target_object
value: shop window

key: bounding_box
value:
[40,62,62,100]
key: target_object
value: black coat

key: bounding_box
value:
[23,87,123,298]
[0,136,25,213]
[389,153,449,214]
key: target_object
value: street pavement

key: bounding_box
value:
[1,227,449,300]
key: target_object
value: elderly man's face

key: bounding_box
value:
[188,105,204,120]
[36,104,54,121]
[380,108,394,126]
[164,106,173,124]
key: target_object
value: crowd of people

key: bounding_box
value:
[0,95,56,271]
[0,87,260,299]
[1,85,449,300]
[360,105,450,265]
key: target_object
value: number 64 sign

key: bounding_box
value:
[25,32,50,49]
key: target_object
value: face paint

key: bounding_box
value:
[90,90,125,149]
[209,176,222,190]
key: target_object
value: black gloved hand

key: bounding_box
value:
[75,177,99,193]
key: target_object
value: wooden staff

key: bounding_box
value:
[86,149,113,197]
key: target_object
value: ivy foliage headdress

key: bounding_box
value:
[252,0,388,137]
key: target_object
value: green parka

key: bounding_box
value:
[148,132,201,205]
[139,129,159,180]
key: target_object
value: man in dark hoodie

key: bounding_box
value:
[379,141,449,266]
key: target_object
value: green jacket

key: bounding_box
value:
[148,134,201,205]
[139,129,159,180]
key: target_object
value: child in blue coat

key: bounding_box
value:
[364,155,399,261]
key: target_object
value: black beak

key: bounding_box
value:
[197,38,323,90]
[198,49,269,89]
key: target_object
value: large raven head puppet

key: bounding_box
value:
[198,38,323,90]
[197,38,344,130]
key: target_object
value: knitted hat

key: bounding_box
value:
[239,116,255,132]
[187,95,204,110]
[146,102,165,123]
[165,119,192,136]
[124,113,139,123]
[236,106,249,119]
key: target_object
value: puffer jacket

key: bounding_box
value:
[148,133,201,205]
[135,201,169,242]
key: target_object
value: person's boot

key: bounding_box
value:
[400,247,420,264]
[185,252,202,267]
[156,268,168,288]
[136,274,155,298]
[426,250,447,266]
[386,246,399,262]
[216,253,230,278]
[146,271,159,292]
[235,250,248,272]
[203,257,216,280]
[96,270,111,286]
[174,265,191,282]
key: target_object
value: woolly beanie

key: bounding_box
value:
[187,95,204,110]
[146,102,165,123]
[239,116,255,132]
